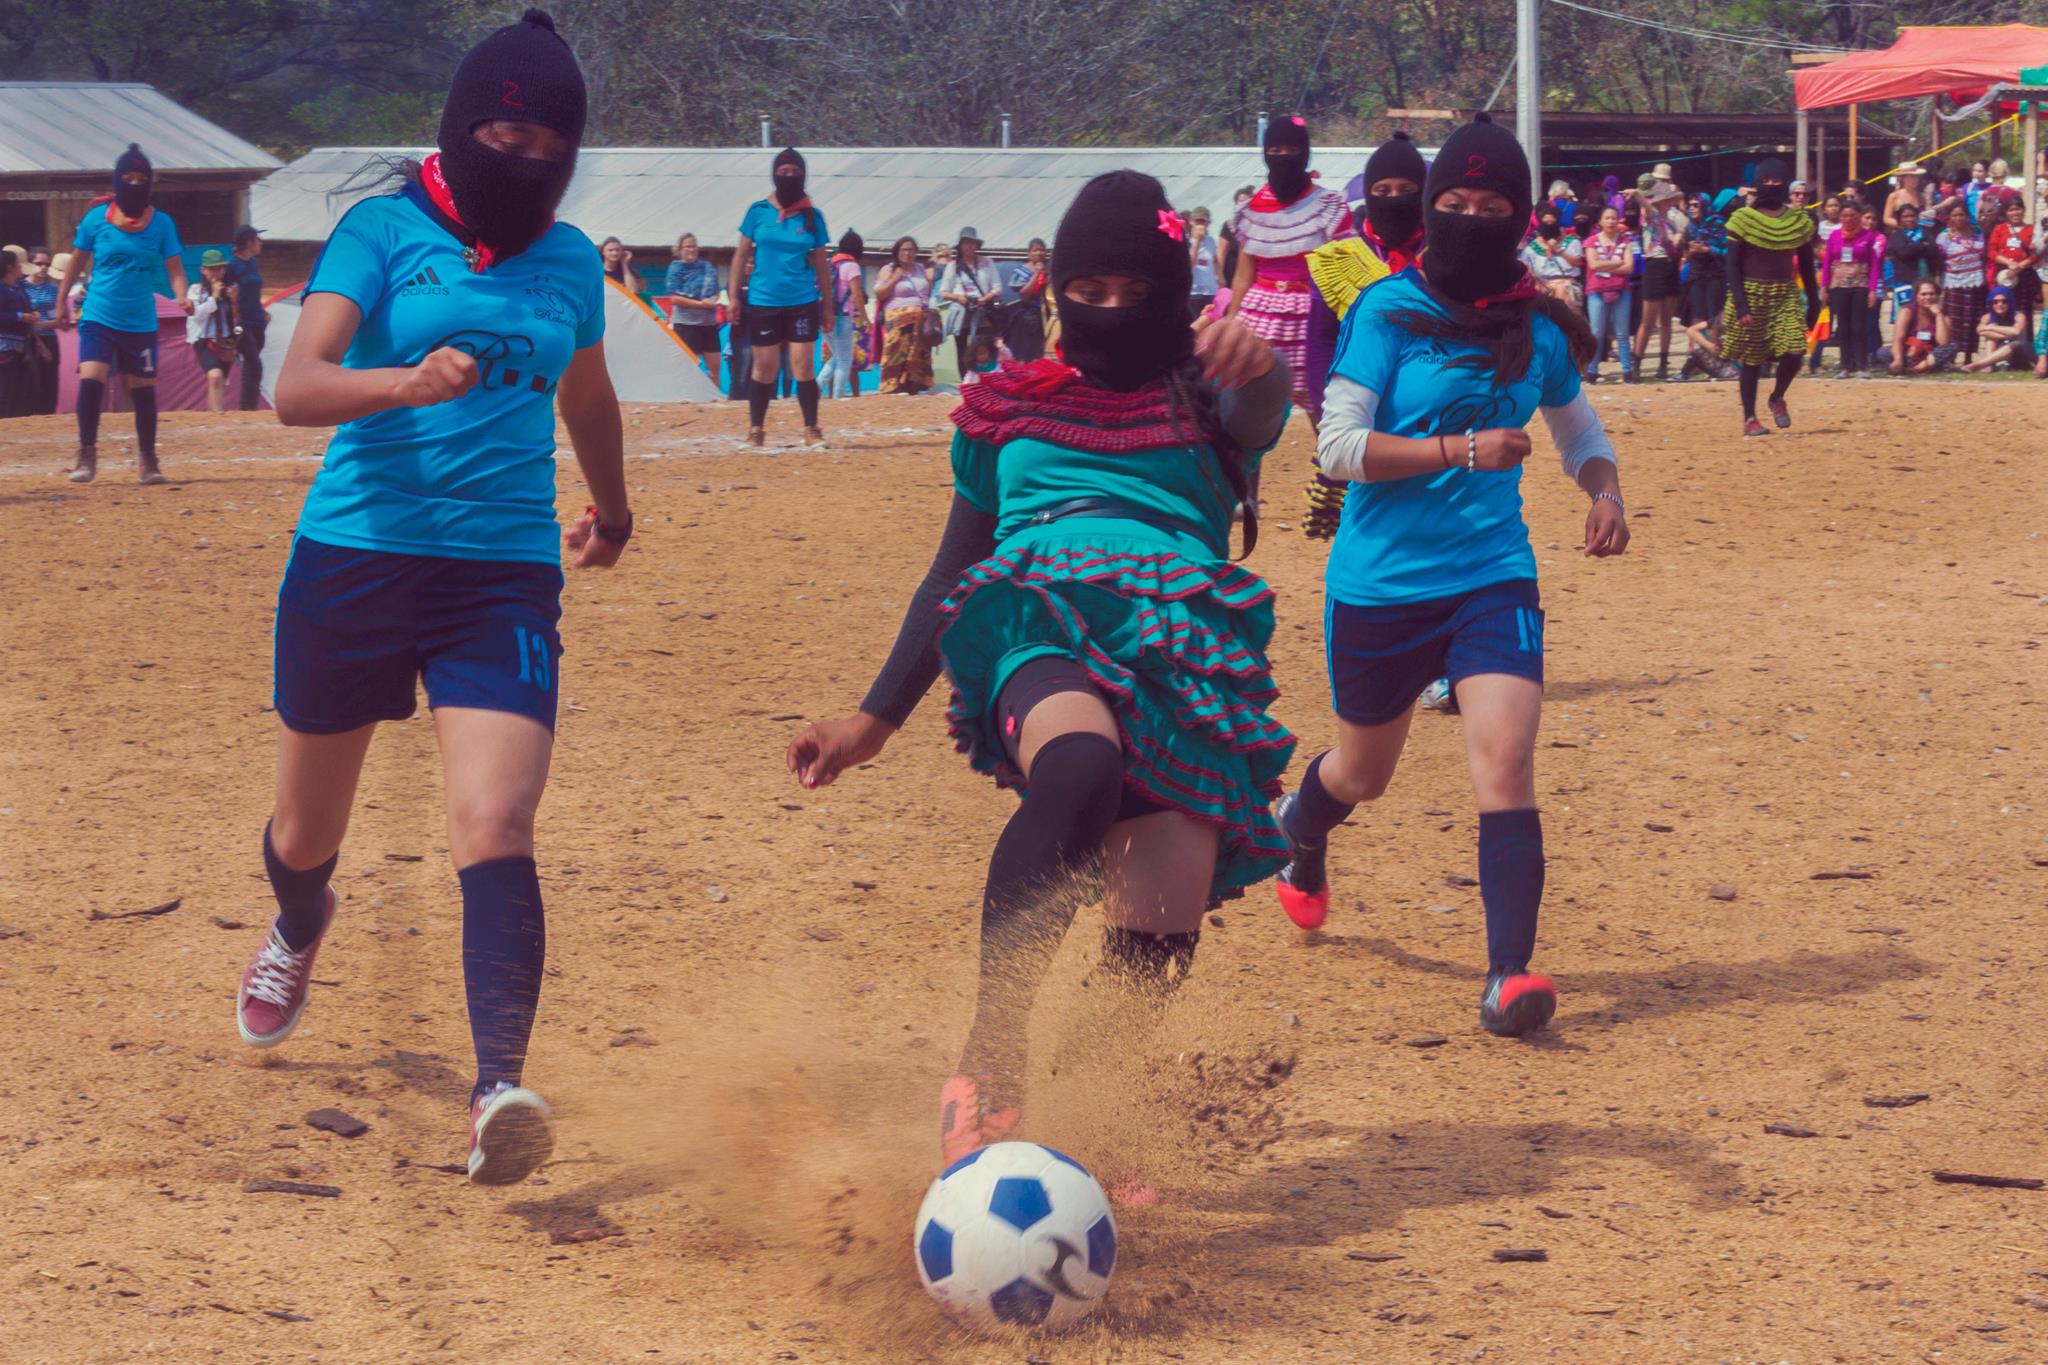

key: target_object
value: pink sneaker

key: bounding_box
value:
[468,1083,555,1185]
[235,887,336,1048]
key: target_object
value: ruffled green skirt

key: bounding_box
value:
[936,525,1296,901]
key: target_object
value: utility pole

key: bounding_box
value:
[1516,0,1542,200]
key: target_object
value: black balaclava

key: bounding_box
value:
[836,229,862,256]
[113,144,152,218]
[1752,157,1790,211]
[1420,113,1533,304]
[436,8,586,261]
[1362,130,1427,246]
[1052,170,1195,391]
[1263,115,1312,204]
[773,148,807,207]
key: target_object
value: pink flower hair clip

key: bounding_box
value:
[1157,209,1186,242]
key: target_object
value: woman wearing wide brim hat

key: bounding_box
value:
[1883,160,1925,231]
[939,225,1001,378]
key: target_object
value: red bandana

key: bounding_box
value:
[86,194,154,233]
[1468,266,1541,310]
[953,358,1185,453]
[775,195,816,223]
[1360,219,1420,274]
[418,153,550,272]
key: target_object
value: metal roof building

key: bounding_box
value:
[254,145,1398,260]
[0,82,280,252]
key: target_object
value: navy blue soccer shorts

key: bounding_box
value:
[1325,579,1544,726]
[78,321,158,378]
[273,537,564,735]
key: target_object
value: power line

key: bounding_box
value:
[1547,0,1846,55]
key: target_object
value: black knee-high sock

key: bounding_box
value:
[1737,365,1760,419]
[1769,352,1800,403]
[962,732,1125,1080]
[1286,750,1357,845]
[796,379,821,427]
[459,856,546,1104]
[1100,927,1199,1000]
[130,385,158,455]
[77,376,105,446]
[263,821,338,952]
[747,378,772,427]
[1477,809,1544,971]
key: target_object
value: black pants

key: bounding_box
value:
[1827,288,1870,373]
[0,352,31,418]
[237,321,265,409]
[1685,267,1726,329]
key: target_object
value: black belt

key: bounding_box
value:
[1026,497,1224,557]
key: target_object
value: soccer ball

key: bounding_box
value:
[913,1141,1117,1331]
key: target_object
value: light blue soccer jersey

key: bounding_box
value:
[1324,269,1580,606]
[296,188,605,565]
[72,205,182,333]
[738,199,830,306]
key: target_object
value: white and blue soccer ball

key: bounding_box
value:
[913,1141,1117,1331]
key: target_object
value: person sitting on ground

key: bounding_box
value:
[1677,314,1740,381]
[1877,280,1956,373]
[1885,202,1942,310]
[1964,285,2032,371]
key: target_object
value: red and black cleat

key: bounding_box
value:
[1272,791,1331,930]
[1480,966,1557,1038]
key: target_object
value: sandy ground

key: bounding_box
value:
[2,378,2045,1364]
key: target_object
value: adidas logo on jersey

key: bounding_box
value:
[400,265,450,297]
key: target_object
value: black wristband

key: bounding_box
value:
[589,505,633,544]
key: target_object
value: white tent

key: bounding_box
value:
[258,281,722,407]
[601,279,721,402]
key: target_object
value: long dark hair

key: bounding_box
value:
[330,154,423,209]
[1161,355,1258,559]
[1387,278,1595,386]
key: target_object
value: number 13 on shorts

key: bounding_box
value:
[513,625,552,690]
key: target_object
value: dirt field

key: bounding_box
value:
[2,379,2044,1364]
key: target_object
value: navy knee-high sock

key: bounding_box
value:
[263,821,337,952]
[796,379,821,426]
[747,378,773,426]
[1287,750,1357,845]
[962,732,1124,1081]
[131,385,158,454]
[1477,809,1544,970]
[77,377,105,446]
[459,856,546,1104]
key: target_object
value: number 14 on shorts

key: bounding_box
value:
[513,625,551,689]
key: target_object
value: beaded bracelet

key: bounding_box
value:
[1592,490,1625,515]
[1465,429,1478,472]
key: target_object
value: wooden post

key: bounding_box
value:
[1796,107,1810,185]
[1847,103,1858,188]
[1930,97,1940,158]
[1816,118,1827,191]
[2027,99,2041,229]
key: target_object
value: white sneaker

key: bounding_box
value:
[468,1084,555,1185]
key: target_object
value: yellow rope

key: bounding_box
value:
[1862,111,2019,184]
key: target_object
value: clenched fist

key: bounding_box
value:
[393,346,480,408]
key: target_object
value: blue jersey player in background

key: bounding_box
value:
[231,9,634,1187]
[55,143,190,485]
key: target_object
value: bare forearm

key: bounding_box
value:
[1574,456,1620,500]
[562,391,628,522]
[274,359,419,427]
